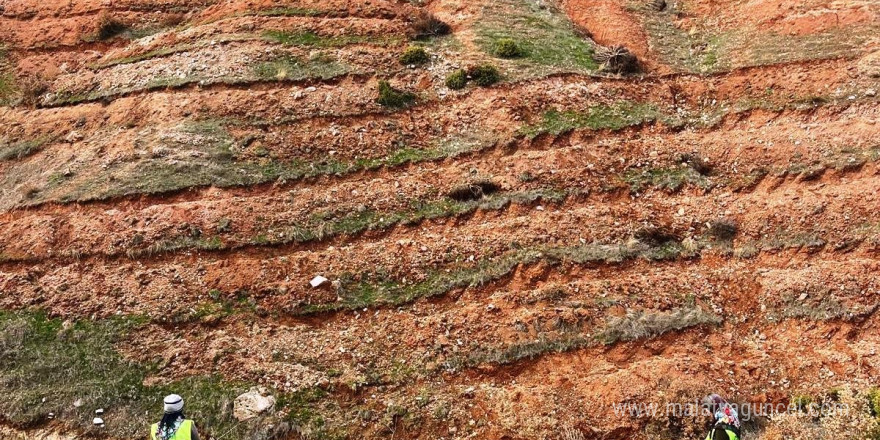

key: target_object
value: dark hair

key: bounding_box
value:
[159,411,185,433]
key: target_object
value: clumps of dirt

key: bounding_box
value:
[595,45,640,74]
[447,180,501,201]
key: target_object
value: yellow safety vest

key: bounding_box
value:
[704,426,739,440]
[150,419,193,440]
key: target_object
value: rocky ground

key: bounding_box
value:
[1,0,880,438]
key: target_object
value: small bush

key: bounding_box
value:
[399,46,430,65]
[594,45,639,74]
[493,38,524,58]
[467,64,500,87]
[447,180,500,201]
[445,69,467,90]
[708,218,738,241]
[411,11,450,39]
[376,80,416,108]
[97,15,129,40]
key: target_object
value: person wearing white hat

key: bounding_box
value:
[150,394,200,440]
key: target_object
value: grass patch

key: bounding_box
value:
[519,101,664,137]
[0,45,14,105]
[0,136,52,161]
[252,54,348,82]
[596,306,721,344]
[34,126,485,206]
[125,188,565,259]
[262,30,400,48]
[49,53,349,106]
[0,311,340,438]
[376,80,416,108]
[251,7,325,17]
[475,0,597,73]
[622,164,713,193]
[463,304,717,367]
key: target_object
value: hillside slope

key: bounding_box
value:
[1,0,880,438]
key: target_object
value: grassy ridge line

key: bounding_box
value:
[298,239,694,314]
[454,305,722,369]
[293,218,880,316]
[44,53,356,107]
[91,28,404,70]
[126,188,567,259]
[13,98,877,210]
[0,311,337,439]
[36,140,880,262]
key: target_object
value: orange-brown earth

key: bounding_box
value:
[1,0,880,438]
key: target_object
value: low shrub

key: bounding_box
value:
[708,218,738,241]
[376,80,416,108]
[399,46,430,65]
[445,69,467,89]
[594,45,639,74]
[411,11,450,39]
[467,64,500,86]
[96,14,129,40]
[493,38,524,58]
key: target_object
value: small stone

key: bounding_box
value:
[95,408,104,415]
[866,89,877,97]
[309,276,329,288]
[73,399,83,408]
[93,417,104,426]
[798,293,808,301]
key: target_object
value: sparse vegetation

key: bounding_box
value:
[376,80,417,108]
[262,30,399,48]
[519,101,664,138]
[0,311,339,438]
[301,235,699,314]
[475,0,597,73]
[597,306,721,344]
[252,54,348,82]
[399,46,430,65]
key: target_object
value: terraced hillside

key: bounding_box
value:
[1,0,880,438]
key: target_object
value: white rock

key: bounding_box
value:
[95,408,104,415]
[309,275,329,288]
[233,387,276,421]
[93,417,104,425]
